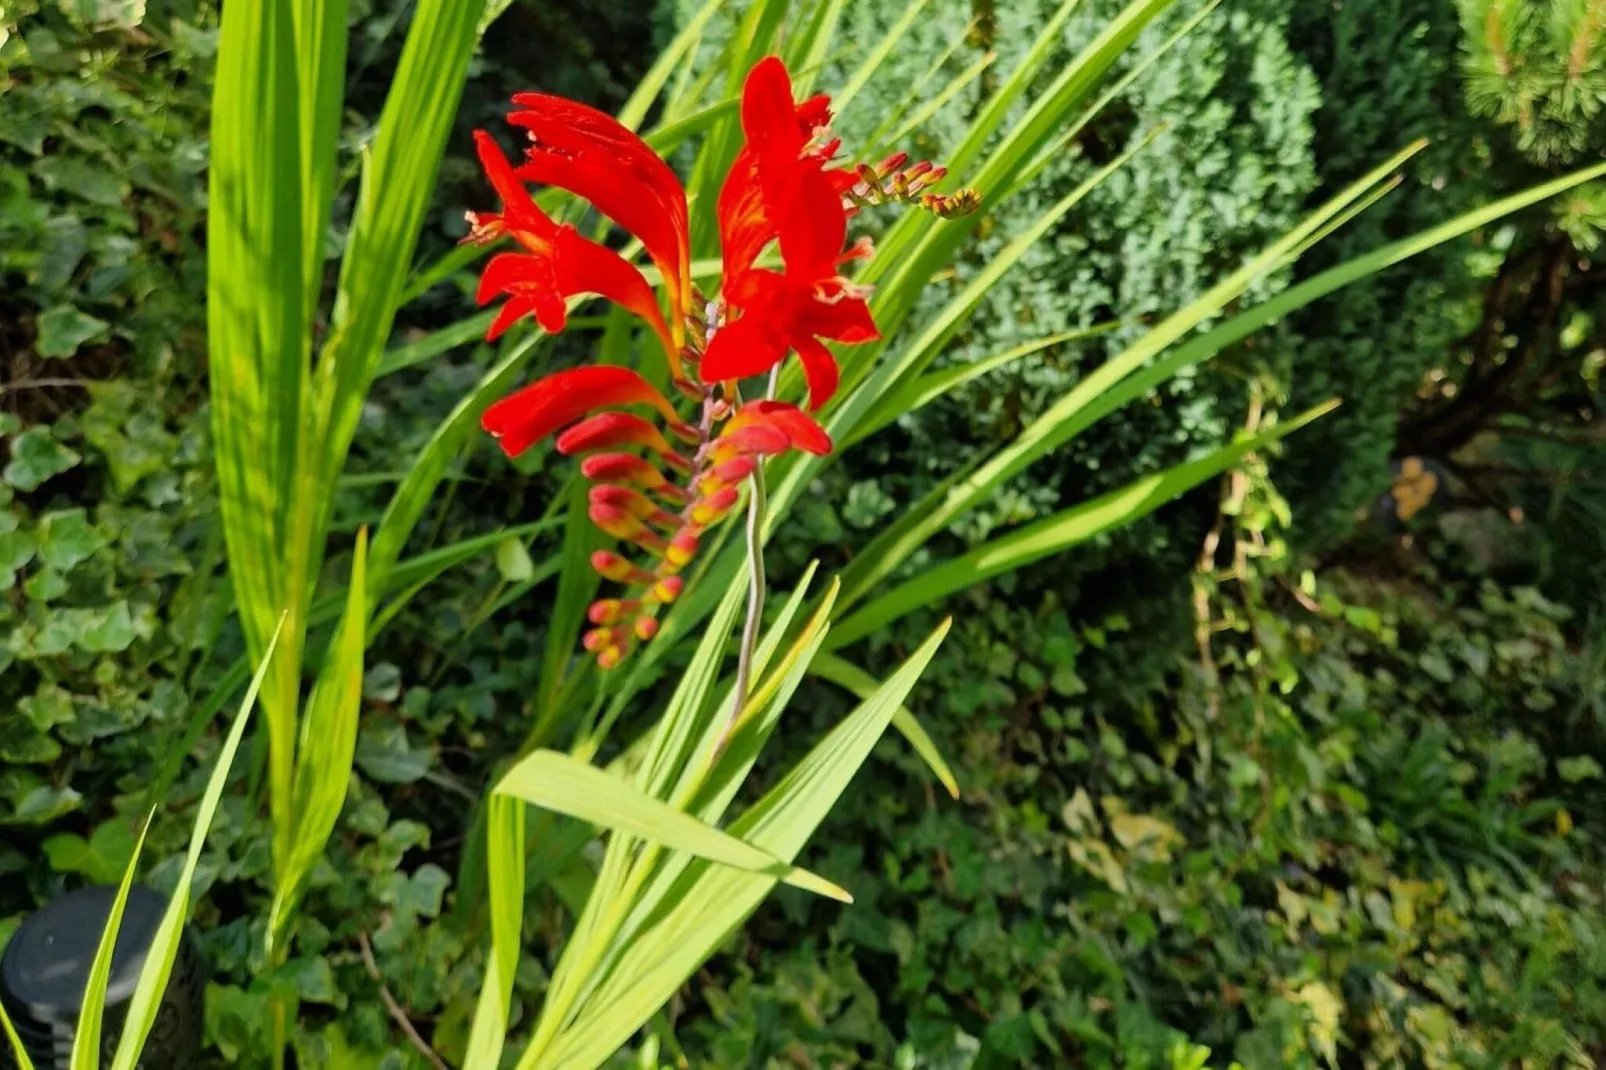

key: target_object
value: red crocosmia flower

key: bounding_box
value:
[468,55,971,667]
[508,94,691,330]
[700,58,879,409]
[470,132,677,357]
[481,365,681,458]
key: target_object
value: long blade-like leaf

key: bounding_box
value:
[0,999,34,1070]
[462,794,526,1070]
[70,810,154,1070]
[810,651,959,798]
[833,140,1429,609]
[830,401,1340,647]
[110,619,283,1070]
[268,532,369,954]
[545,622,951,1068]
[207,0,308,844]
[496,750,852,902]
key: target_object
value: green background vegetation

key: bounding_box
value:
[2,0,1604,1066]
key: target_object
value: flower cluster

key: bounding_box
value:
[468,57,975,668]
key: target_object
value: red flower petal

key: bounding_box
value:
[549,229,674,357]
[482,366,679,458]
[775,166,847,279]
[712,422,792,461]
[487,294,542,341]
[579,452,669,489]
[791,337,840,411]
[740,57,803,163]
[716,149,770,292]
[700,314,787,383]
[555,412,687,468]
[509,93,690,320]
[474,231,674,359]
[740,400,833,455]
[473,130,533,213]
[799,289,878,344]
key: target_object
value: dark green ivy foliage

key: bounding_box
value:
[6,1,1605,1067]
[676,559,1606,1069]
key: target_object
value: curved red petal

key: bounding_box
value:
[791,336,840,411]
[487,296,536,341]
[716,148,772,295]
[579,453,668,488]
[801,291,879,344]
[556,411,676,458]
[741,400,833,455]
[534,292,568,334]
[776,166,848,280]
[476,233,674,362]
[482,366,678,458]
[508,93,689,317]
[741,57,802,158]
[712,422,792,461]
[552,229,676,362]
[795,94,832,132]
[473,130,532,212]
[477,252,551,305]
[700,314,788,382]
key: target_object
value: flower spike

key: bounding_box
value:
[472,55,966,667]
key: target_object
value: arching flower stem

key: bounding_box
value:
[730,364,780,732]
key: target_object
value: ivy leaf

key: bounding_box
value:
[83,383,178,493]
[35,304,110,358]
[0,513,37,586]
[57,698,144,744]
[56,0,148,28]
[354,723,432,784]
[36,507,106,570]
[19,685,75,731]
[34,603,141,655]
[4,426,82,490]
[392,864,449,919]
[363,663,402,703]
[34,155,127,207]
[43,818,137,883]
[24,567,69,601]
[1,779,82,825]
[282,956,343,1007]
[37,216,89,295]
[0,718,62,764]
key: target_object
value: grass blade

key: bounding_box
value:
[313,0,490,552]
[290,0,347,310]
[267,532,369,956]
[545,622,950,1068]
[0,1000,34,1070]
[844,326,1117,449]
[462,794,526,1070]
[69,810,154,1070]
[810,651,959,798]
[830,0,931,115]
[207,0,309,848]
[496,750,853,902]
[834,140,1428,610]
[829,402,1340,648]
[110,619,283,1070]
